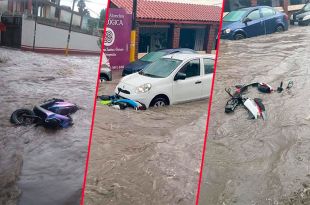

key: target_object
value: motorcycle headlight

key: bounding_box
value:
[224,28,231,34]
[135,83,152,93]
[303,15,310,21]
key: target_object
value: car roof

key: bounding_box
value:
[156,48,197,53]
[237,5,273,11]
[162,53,215,61]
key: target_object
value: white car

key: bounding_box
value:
[115,53,215,108]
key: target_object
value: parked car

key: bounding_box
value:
[115,53,215,108]
[122,48,197,76]
[100,54,112,82]
[290,2,310,26]
[221,6,289,40]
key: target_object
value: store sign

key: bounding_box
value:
[104,8,132,70]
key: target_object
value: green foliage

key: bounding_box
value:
[97,8,106,48]
[77,0,86,13]
[99,8,106,28]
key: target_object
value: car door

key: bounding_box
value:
[243,9,264,37]
[172,58,203,103]
[260,7,277,34]
[201,58,214,98]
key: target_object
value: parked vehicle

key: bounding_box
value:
[100,54,112,82]
[221,6,288,40]
[122,48,197,76]
[290,2,310,26]
[115,53,215,108]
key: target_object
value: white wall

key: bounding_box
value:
[60,10,81,26]
[0,0,8,13]
[21,18,100,54]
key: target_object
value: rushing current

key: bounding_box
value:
[84,70,210,205]
[0,48,99,205]
[200,26,310,205]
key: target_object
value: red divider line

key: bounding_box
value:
[195,1,226,204]
[79,1,111,204]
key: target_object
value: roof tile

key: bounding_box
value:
[111,0,221,22]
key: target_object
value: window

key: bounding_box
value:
[203,58,214,75]
[303,4,310,12]
[224,10,248,22]
[178,59,200,78]
[142,58,182,78]
[261,7,276,18]
[140,51,168,62]
[246,9,261,21]
[55,8,60,18]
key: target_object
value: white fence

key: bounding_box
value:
[21,18,101,55]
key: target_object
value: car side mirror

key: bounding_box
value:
[174,72,186,81]
[243,17,252,24]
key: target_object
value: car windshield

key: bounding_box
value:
[223,10,248,22]
[140,58,182,78]
[140,51,168,62]
[303,3,310,12]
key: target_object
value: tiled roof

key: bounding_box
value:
[111,0,222,23]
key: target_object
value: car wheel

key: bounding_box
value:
[151,97,168,108]
[275,25,284,32]
[100,76,108,82]
[234,33,245,40]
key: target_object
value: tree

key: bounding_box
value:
[77,0,86,14]
[83,9,90,16]
[97,8,106,48]
[99,8,106,28]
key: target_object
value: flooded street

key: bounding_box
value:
[84,71,209,205]
[200,26,310,205]
[0,48,98,205]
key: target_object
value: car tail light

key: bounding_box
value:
[284,14,288,21]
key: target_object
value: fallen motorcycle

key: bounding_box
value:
[10,98,78,128]
[224,81,293,120]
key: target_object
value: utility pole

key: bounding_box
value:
[65,0,76,56]
[32,0,38,51]
[129,0,137,62]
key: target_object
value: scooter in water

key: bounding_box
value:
[10,98,78,128]
[224,83,267,120]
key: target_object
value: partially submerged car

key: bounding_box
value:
[290,2,310,26]
[122,48,197,76]
[221,6,288,40]
[100,54,112,82]
[115,53,215,108]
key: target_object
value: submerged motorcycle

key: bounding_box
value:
[10,98,78,128]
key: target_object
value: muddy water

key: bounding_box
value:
[84,71,209,205]
[0,48,98,205]
[199,26,310,205]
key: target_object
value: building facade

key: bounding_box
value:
[110,0,222,59]
[0,0,101,54]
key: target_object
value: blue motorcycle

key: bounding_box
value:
[10,98,78,128]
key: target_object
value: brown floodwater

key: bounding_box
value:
[0,48,98,205]
[199,26,310,205]
[84,71,209,205]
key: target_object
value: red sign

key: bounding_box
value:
[0,22,6,32]
[103,8,132,70]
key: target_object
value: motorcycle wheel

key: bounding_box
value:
[10,109,36,125]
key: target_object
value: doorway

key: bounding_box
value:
[0,16,22,48]
[179,28,196,49]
